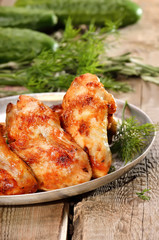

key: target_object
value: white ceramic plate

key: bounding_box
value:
[0,93,155,205]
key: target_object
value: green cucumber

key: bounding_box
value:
[15,0,142,27]
[0,27,58,63]
[0,6,57,31]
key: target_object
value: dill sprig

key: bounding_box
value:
[1,19,159,95]
[136,188,151,201]
[102,53,159,85]
[111,101,158,164]
[2,18,128,93]
[108,165,116,174]
[7,19,107,93]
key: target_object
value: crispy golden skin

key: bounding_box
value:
[0,123,6,138]
[6,95,92,191]
[62,73,116,178]
[0,127,38,195]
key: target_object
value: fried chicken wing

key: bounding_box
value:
[0,126,38,195]
[6,95,92,191]
[62,73,116,178]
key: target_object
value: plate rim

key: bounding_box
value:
[0,92,156,204]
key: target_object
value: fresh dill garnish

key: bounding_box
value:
[102,53,159,85]
[111,101,158,164]
[1,18,159,95]
[8,18,130,93]
[108,165,116,174]
[136,188,151,201]
[8,19,110,93]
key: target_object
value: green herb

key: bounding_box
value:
[111,101,158,164]
[108,165,116,173]
[19,20,105,92]
[102,53,159,85]
[1,19,159,95]
[136,188,151,201]
[0,19,129,94]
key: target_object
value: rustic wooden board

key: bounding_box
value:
[72,83,159,240]
[72,0,159,238]
[139,81,159,239]
[0,202,69,240]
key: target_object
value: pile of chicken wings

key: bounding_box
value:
[0,73,116,195]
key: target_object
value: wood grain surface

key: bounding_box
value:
[0,202,69,240]
[72,0,159,239]
[0,1,68,239]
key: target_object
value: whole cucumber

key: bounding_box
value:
[15,0,142,27]
[0,6,57,32]
[0,27,58,63]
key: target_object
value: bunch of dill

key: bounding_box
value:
[1,18,159,95]
[5,19,127,93]
[111,101,158,164]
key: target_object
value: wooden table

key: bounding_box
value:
[0,0,159,239]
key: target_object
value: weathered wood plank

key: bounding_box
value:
[72,0,159,238]
[72,121,159,240]
[72,77,142,240]
[138,81,159,239]
[72,83,159,240]
[112,78,142,107]
[72,159,153,240]
[0,202,69,240]
[141,81,159,122]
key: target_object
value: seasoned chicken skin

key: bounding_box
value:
[0,126,38,195]
[62,73,116,178]
[6,95,92,191]
[51,103,116,130]
[0,123,6,138]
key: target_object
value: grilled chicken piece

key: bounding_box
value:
[51,104,116,132]
[62,73,116,178]
[6,95,92,191]
[0,126,38,195]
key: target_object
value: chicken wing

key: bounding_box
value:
[0,126,38,195]
[62,73,116,178]
[6,95,92,191]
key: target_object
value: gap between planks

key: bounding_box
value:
[0,202,69,240]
